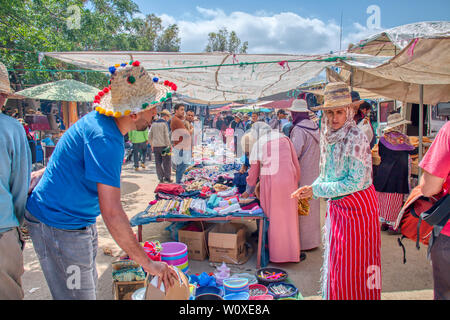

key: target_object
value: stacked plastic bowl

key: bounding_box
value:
[160,242,189,274]
[223,278,249,300]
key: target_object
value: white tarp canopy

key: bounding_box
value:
[337,38,450,104]
[348,21,450,56]
[43,51,353,102]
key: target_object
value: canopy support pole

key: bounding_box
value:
[419,84,424,177]
[376,99,381,137]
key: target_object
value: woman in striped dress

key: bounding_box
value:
[292,82,382,300]
[373,112,418,233]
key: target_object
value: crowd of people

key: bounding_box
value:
[1,58,449,301]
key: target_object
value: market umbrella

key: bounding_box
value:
[210,102,244,114]
[15,79,100,102]
[259,98,296,109]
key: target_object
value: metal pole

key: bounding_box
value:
[419,84,424,177]
[376,99,381,137]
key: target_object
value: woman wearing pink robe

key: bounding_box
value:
[246,122,301,263]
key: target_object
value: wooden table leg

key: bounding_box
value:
[138,225,142,242]
[257,218,264,269]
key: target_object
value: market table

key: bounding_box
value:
[130,206,268,269]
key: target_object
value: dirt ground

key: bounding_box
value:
[21,159,434,300]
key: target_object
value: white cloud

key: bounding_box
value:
[157,7,381,54]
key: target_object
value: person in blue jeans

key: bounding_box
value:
[26,61,178,300]
[170,104,191,184]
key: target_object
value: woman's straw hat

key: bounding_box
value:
[93,61,177,118]
[288,99,309,112]
[311,82,364,111]
[383,112,411,132]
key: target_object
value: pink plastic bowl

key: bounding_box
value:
[161,242,187,257]
[249,284,268,296]
[249,294,274,300]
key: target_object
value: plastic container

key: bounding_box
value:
[249,294,274,300]
[249,284,268,297]
[230,273,258,285]
[255,267,288,286]
[195,286,223,297]
[196,293,223,300]
[223,292,250,300]
[267,282,298,299]
[161,242,187,257]
[223,278,249,295]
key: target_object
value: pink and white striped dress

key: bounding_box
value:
[323,185,382,300]
[312,109,382,300]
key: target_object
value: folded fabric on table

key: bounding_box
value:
[154,183,185,196]
[218,197,238,207]
[207,194,222,208]
[217,187,238,198]
[190,198,207,214]
[179,190,201,198]
[215,202,241,215]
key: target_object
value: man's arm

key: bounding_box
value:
[420,169,445,198]
[97,183,177,288]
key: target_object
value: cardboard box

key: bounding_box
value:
[144,266,190,300]
[208,223,248,264]
[178,222,213,261]
[113,280,145,300]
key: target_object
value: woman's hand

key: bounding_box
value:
[291,185,313,199]
[241,192,249,199]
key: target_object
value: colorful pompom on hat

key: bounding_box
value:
[93,61,177,118]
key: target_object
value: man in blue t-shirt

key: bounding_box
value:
[26,61,178,299]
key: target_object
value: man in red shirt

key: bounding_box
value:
[419,121,450,300]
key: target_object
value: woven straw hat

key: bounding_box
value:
[311,82,364,111]
[0,62,15,97]
[160,109,171,117]
[383,112,411,132]
[288,99,309,112]
[93,61,177,118]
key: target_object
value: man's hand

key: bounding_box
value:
[291,185,313,199]
[142,261,178,290]
[98,183,178,291]
[28,168,46,194]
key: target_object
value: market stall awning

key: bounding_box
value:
[336,38,450,105]
[347,21,450,56]
[259,98,296,109]
[15,79,100,102]
[209,102,244,113]
[43,51,354,102]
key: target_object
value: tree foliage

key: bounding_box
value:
[205,28,248,54]
[0,0,181,90]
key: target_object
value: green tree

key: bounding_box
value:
[205,28,248,53]
[0,0,181,91]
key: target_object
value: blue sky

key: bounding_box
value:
[132,0,450,53]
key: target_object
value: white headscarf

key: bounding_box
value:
[249,122,284,162]
[319,106,372,185]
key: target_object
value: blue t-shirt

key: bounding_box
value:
[27,111,124,230]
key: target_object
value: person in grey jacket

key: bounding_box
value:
[149,110,172,183]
